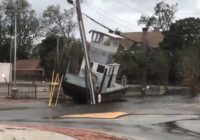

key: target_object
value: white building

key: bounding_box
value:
[0,63,12,83]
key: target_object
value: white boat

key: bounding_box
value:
[62,30,128,103]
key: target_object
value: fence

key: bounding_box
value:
[0,82,52,99]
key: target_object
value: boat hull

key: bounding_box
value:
[62,81,127,103]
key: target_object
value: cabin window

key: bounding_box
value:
[96,34,101,43]
[97,64,105,73]
[103,36,111,46]
[108,67,113,75]
[92,32,101,43]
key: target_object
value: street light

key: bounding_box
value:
[14,13,17,84]
[1,74,7,83]
[11,12,18,97]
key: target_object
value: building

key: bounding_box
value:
[16,59,44,81]
[119,31,164,51]
[0,63,12,83]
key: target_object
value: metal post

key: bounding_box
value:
[141,27,148,95]
[35,84,37,99]
[11,10,19,97]
[14,13,17,84]
[57,37,59,72]
[9,38,13,82]
[75,0,96,104]
[8,83,10,96]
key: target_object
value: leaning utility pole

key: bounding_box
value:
[75,0,96,104]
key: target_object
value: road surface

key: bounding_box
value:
[0,94,199,140]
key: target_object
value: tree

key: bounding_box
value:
[161,18,200,84]
[36,35,65,78]
[162,18,200,52]
[178,42,200,96]
[156,50,169,88]
[40,5,77,77]
[115,50,140,83]
[0,0,41,59]
[137,2,177,93]
[36,35,83,78]
[68,39,83,74]
[42,5,76,47]
[138,2,177,31]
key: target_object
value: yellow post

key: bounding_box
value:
[48,73,59,107]
[55,75,64,107]
[48,71,55,107]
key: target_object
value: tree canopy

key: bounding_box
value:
[42,5,76,47]
[0,0,41,61]
[138,2,177,31]
[160,17,200,88]
[161,17,200,52]
[36,35,83,78]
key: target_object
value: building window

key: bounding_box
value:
[97,64,105,73]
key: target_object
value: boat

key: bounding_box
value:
[62,30,128,103]
[62,0,128,104]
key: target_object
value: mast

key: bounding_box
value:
[75,0,96,104]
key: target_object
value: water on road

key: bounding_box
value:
[0,94,200,140]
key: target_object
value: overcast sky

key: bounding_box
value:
[27,0,200,40]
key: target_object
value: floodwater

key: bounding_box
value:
[0,93,200,140]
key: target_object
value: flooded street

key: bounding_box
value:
[0,93,200,140]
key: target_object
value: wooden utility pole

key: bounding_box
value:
[75,0,96,104]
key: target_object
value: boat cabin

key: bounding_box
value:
[79,30,122,92]
[89,30,121,64]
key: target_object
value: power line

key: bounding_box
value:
[114,0,145,13]
[83,13,138,44]
[113,0,154,16]
[83,0,134,30]
[128,0,154,12]
[84,0,135,27]
[82,2,132,30]
[83,13,111,31]
[82,3,132,31]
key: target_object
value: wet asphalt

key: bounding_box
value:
[0,93,200,140]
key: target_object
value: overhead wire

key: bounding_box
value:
[82,5,124,31]
[82,1,134,31]
[82,3,132,31]
[113,0,145,13]
[83,13,138,44]
[84,0,135,27]
[127,0,154,12]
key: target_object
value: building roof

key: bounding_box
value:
[16,59,43,70]
[120,31,164,49]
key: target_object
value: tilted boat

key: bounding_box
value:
[62,30,128,103]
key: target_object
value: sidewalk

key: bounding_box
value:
[0,126,77,140]
[0,124,128,140]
